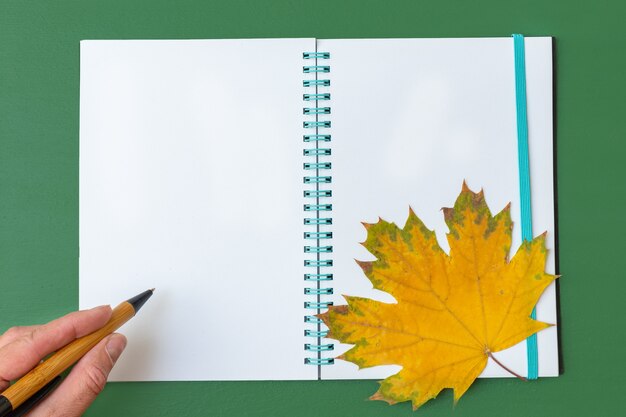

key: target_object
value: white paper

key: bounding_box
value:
[80,37,558,382]
[80,39,317,381]
[319,38,558,379]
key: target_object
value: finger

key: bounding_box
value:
[0,305,112,382]
[0,326,41,391]
[0,326,39,392]
[29,333,127,417]
[0,325,39,350]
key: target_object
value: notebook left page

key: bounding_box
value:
[79,39,316,381]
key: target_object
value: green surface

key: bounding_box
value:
[1,0,624,416]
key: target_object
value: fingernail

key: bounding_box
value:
[105,334,127,365]
[91,304,111,312]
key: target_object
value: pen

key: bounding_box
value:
[0,289,154,417]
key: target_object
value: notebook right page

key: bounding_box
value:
[319,38,557,380]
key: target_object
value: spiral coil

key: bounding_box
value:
[303,49,334,369]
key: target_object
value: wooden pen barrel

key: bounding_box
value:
[2,301,135,409]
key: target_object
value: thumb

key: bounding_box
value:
[29,334,127,417]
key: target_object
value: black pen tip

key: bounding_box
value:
[127,289,155,314]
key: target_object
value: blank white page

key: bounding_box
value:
[79,39,317,381]
[320,38,558,379]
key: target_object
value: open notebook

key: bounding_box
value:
[79,38,558,381]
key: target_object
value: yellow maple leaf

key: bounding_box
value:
[319,183,557,409]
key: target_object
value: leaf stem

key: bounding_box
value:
[487,352,527,381]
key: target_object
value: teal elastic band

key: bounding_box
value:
[512,33,538,380]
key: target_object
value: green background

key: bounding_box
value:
[1,0,624,416]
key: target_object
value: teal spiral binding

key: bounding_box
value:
[304,315,323,323]
[304,176,332,183]
[305,301,333,309]
[305,343,334,352]
[303,134,331,142]
[304,218,332,225]
[305,358,335,365]
[303,79,330,87]
[304,190,332,198]
[303,52,330,59]
[304,273,333,281]
[304,162,331,170]
[303,49,333,373]
[305,329,328,337]
[304,205,332,213]
[303,107,331,115]
[303,93,330,101]
[305,259,333,267]
[304,245,333,253]
[303,65,330,73]
[304,231,332,239]
[303,149,332,157]
[305,287,334,295]
[304,121,331,128]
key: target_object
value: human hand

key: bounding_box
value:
[0,306,127,416]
